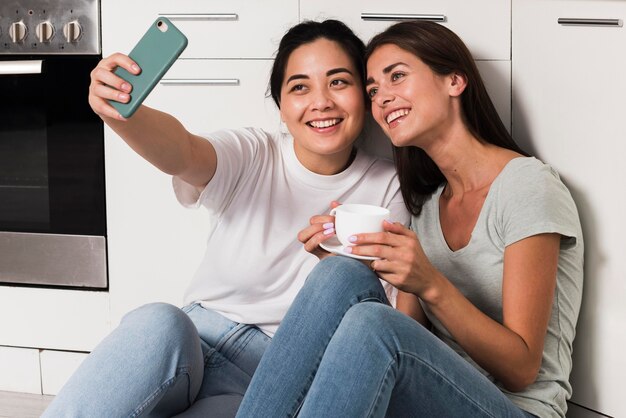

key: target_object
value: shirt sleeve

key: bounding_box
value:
[172,128,265,216]
[497,160,581,249]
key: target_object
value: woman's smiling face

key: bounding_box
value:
[366,43,454,149]
[280,38,365,174]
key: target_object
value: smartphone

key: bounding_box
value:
[110,17,188,118]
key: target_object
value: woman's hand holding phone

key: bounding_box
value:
[88,17,187,121]
[88,53,140,121]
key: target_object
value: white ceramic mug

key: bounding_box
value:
[329,204,390,247]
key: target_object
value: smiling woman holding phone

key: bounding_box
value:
[42,19,409,417]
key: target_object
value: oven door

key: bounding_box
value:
[0,55,107,289]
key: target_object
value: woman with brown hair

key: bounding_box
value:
[237,21,583,418]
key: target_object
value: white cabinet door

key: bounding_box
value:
[301,0,510,60]
[146,60,279,133]
[0,287,110,351]
[513,1,626,416]
[102,0,298,59]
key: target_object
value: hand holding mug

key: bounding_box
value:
[298,201,342,259]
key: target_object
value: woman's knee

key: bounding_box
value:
[121,302,197,344]
[339,302,438,360]
[305,256,382,297]
[343,302,394,331]
[337,302,417,344]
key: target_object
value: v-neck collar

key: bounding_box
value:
[434,157,530,254]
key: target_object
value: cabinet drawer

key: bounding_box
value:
[301,0,510,60]
[145,59,280,134]
[102,0,298,59]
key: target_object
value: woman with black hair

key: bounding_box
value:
[238,21,583,418]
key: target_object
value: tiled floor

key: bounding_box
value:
[0,391,53,418]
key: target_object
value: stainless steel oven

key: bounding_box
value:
[0,0,107,288]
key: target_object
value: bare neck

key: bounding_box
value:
[425,129,521,197]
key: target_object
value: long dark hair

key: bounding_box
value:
[366,21,529,216]
[270,20,366,109]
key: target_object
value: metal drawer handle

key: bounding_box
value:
[558,18,622,27]
[159,14,239,21]
[0,60,43,75]
[160,79,240,86]
[361,13,446,22]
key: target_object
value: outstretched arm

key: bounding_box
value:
[88,53,217,188]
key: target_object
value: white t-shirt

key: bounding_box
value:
[173,128,409,336]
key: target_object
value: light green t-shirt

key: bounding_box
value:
[413,157,584,418]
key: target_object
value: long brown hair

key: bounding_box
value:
[366,21,528,216]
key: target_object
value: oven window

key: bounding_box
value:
[0,55,106,236]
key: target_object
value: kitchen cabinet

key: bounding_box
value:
[300,0,510,60]
[512,1,626,416]
[145,59,278,132]
[0,287,110,351]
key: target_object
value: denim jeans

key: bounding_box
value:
[43,302,270,418]
[237,256,536,418]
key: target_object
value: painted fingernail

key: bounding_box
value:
[323,222,334,229]
[343,246,353,254]
[348,236,357,243]
[323,227,335,235]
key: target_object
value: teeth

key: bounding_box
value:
[386,109,410,124]
[309,118,340,128]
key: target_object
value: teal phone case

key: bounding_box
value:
[110,17,188,118]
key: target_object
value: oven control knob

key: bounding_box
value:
[36,21,55,43]
[63,20,82,43]
[9,21,28,43]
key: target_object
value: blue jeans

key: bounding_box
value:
[43,302,270,418]
[236,256,535,418]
